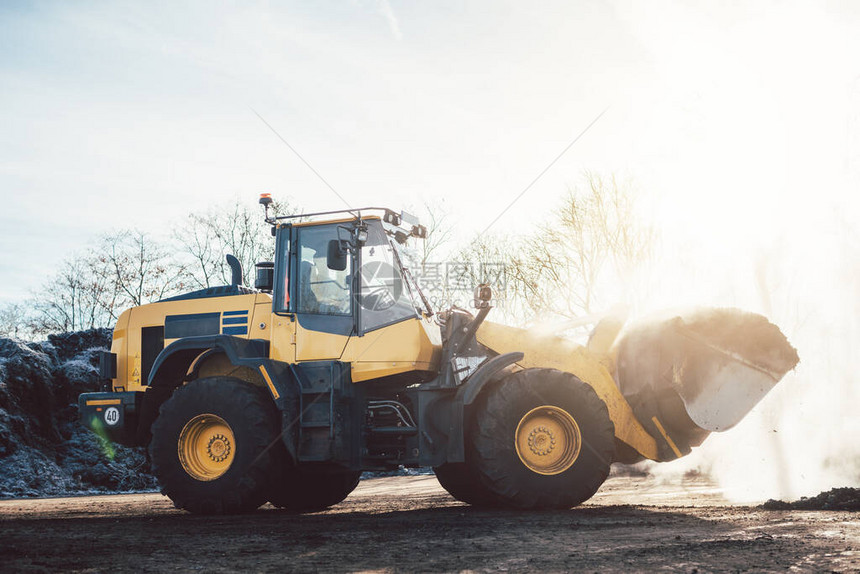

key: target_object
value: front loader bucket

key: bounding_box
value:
[614,308,799,458]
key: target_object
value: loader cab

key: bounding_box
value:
[271,216,427,356]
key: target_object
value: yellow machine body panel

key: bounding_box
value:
[113,286,441,389]
[341,316,442,382]
[476,321,661,461]
[294,324,350,361]
[269,313,297,363]
[247,299,275,341]
[110,309,132,389]
[116,293,267,392]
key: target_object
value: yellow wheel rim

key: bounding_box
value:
[178,414,235,481]
[514,405,581,476]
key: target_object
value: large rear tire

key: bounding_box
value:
[468,368,615,509]
[149,377,280,515]
[268,466,362,512]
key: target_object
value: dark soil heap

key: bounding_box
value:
[760,487,860,511]
[0,330,156,498]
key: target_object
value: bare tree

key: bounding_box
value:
[29,257,105,335]
[0,302,30,339]
[450,232,524,322]
[451,173,655,325]
[174,199,296,288]
[418,200,454,270]
[504,173,655,321]
[396,201,458,312]
[20,198,299,336]
[27,231,189,335]
[100,230,189,307]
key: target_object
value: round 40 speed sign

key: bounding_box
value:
[103,406,121,426]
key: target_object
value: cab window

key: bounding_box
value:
[273,230,291,313]
[358,222,418,332]
[296,225,352,315]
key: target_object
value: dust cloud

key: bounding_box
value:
[628,209,860,503]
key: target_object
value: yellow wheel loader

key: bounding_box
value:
[79,198,799,514]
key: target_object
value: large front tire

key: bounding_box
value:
[149,377,280,515]
[469,368,615,509]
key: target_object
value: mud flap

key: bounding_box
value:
[78,391,143,446]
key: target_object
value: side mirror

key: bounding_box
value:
[327,240,348,271]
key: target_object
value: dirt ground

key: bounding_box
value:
[0,474,857,573]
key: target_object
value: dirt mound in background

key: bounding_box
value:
[760,487,860,511]
[0,330,156,498]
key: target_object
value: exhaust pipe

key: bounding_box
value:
[225,254,243,286]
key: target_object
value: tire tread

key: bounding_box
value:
[468,368,616,509]
[149,377,279,515]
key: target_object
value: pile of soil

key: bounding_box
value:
[679,307,799,373]
[614,307,800,460]
[0,330,156,498]
[760,487,860,511]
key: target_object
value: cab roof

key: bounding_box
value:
[289,215,381,228]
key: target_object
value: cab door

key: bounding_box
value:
[291,223,355,361]
[270,224,297,363]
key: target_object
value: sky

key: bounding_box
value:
[2,0,857,304]
[2,0,860,499]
